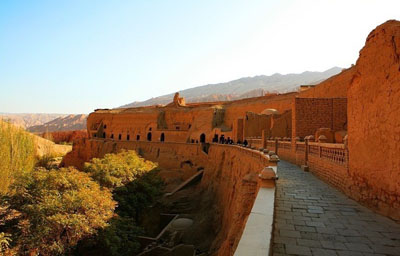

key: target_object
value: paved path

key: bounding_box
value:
[273,161,400,256]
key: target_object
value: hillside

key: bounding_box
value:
[28,114,87,133]
[0,113,67,128]
[121,67,343,108]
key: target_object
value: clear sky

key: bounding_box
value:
[1,0,400,114]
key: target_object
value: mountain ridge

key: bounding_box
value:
[120,67,343,108]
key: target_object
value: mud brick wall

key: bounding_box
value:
[293,98,347,139]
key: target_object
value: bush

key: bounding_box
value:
[3,167,116,255]
[114,170,163,221]
[75,164,163,256]
[83,150,157,189]
[0,121,36,195]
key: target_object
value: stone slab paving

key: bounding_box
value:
[273,161,400,256]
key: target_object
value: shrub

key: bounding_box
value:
[0,121,36,195]
[83,150,157,189]
[74,166,163,256]
[3,167,116,255]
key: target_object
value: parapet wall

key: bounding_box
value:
[63,139,272,255]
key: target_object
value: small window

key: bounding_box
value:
[127,134,130,141]
[188,124,192,128]
[118,134,122,140]
[137,135,140,141]
[149,127,152,131]
[111,134,114,139]
[176,126,180,130]
[94,134,97,138]
[103,132,106,138]
[104,124,107,129]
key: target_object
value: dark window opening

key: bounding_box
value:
[176,126,180,130]
[149,127,152,131]
[111,134,114,139]
[137,135,140,141]
[188,124,192,128]
[118,134,122,140]
[103,132,106,138]
[147,132,152,141]
[160,133,165,142]
[200,133,206,143]
[104,124,107,129]
[94,134,97,138]
[127,134,130,141]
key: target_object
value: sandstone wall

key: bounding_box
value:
[63,139,271,255]
[347,20,400,220]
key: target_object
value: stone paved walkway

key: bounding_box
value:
[273,161,400,256]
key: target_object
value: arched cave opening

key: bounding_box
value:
[160,133,165,142]
[127,134,130,141]
[147,132,152,141]
[200,133,206,143]
[137,135,140,141]
[118,134,122,140]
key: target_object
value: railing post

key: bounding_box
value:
[305,138,309,166]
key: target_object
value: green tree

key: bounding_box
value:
[83,150,157,189]
[75,166,163,256]
[0,121,36,194]
[3,167,116,255]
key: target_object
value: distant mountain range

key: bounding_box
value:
[0,113,67,129]
[0,113,87,133]
[120,67,343,108]
[28,114,87,133]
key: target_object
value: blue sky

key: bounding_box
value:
[1,0,400,114]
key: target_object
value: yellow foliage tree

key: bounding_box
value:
[0,121,36,194]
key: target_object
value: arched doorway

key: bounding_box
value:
[147,132,152,141]
[160,133,165,142]
[200,133,206,143]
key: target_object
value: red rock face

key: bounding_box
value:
[41,130,88,144]
[348,20,400,220]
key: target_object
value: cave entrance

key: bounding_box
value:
[147,132,152,141]
[160,133,165,142]
[137,135,140,141]
[200,133,206,143]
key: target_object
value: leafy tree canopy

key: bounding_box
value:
[83,150,157,189]
[3,167,116,256]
